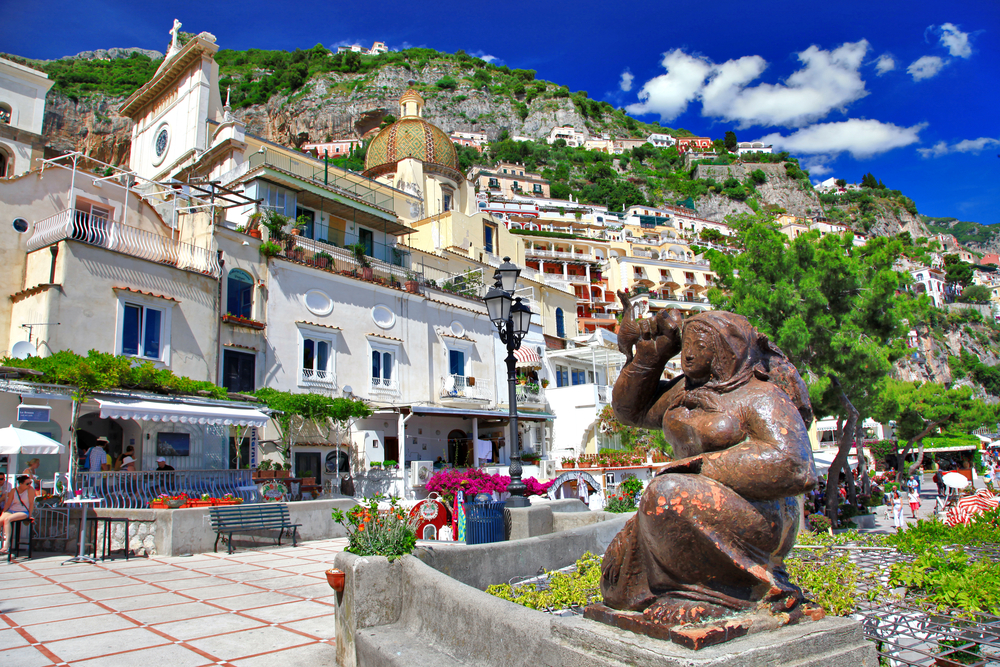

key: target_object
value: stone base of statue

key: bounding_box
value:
[584,600,827,651]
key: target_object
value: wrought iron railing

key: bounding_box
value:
[515,384,544,403]
[27,210,221,277]
[370,376,400,398]
[249,150,396,212]
[76,469,258,509]
[441,374,492,402]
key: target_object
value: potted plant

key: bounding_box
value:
[540,378,550,389]
[276,461,292,479]
[370,461,382,470]
[256,460,275,479]
[348,242,375,281]
[561,457,576,469]
[301,470,316,486]
[246,211,263,239]
[404,270,421,294]
[315,251,334,269]
[383,460,398,470]
[259,241,282,257]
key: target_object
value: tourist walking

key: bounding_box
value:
[892,489,905,530]
[907,487,920,519]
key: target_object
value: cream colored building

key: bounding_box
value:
[0,56,53,178]
[473,161,550,199]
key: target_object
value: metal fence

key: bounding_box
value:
[791,544,1000,666]
[76,469,258,509]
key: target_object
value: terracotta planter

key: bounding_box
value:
[302,477,316,486]
[317,258,330,269]
[563,461,576,469]
[248,228,262,239]
[187,500,212,508]
[361,267,375,281]
[257,470,275,479]
[405,280,420,294]
[275,470,291,479]
[326,568,345,592]
[935,655,986,667]
[149,500,166,509]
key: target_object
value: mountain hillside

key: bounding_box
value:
[923,216,1000,254]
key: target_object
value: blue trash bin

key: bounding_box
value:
[463,500,507,544]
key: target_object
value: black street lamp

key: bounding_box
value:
[484,257,533,507]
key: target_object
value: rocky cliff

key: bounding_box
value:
[42,93,132,165]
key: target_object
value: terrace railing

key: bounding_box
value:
[28,210,221,278]
[76,469,258,509]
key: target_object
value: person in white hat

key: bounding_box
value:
[156,457,175,471]
[120,456,136,472]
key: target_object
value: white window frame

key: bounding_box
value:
[115,293,173,365]
[298,324,339,388]
[368,338,401,398]
[442,337,475,379]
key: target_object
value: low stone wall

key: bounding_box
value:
[334,521,878,666]
[84,498,358,557]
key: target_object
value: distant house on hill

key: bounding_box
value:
[674,136,712,153]
[981,253,1000,267]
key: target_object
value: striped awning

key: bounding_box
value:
[514,346,542,369]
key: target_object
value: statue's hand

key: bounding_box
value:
[630,309,683,367]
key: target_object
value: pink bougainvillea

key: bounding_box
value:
[426,469,554,504]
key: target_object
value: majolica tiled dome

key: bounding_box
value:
[362,90,459,179]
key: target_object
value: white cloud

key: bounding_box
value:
[802,156,834,176]
[469,50,498,64]
[759,119,925,159]
[627,41,870,128]
[936,23,972,58]
[874,53,896,75]
[626,49,712,121]
[908,55,945,80]
[917,136,1000,158]
[619,69,634,92]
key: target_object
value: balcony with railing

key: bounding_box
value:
[440,374,492,402]
[515,383,545,404]
[27,210,221,277]
[76,469,257,509]
[301,367,336,387]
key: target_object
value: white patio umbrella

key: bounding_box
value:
[942,471,970,490]
[0,426,66,455]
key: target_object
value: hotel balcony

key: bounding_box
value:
[370,376,400,399]
[440,374,492,403]
[515,383,546,404]
[27,210,221,277]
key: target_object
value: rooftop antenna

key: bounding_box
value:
[20,322,60,343]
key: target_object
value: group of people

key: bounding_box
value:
[888,475,923,530]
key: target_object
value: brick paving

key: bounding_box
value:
[1,538,348,666]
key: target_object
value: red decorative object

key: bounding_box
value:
[221,314,266,330]
[326,568,345,592]
[248,229,262,239]
[409,496,449,540]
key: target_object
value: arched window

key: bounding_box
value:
[226,269,254,318]
[0,103,10,125]
[0,147,8,179]
[555,308,565,338]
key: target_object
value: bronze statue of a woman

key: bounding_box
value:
[596,296,818,632]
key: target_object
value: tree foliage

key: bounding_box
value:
[253,387,373,461]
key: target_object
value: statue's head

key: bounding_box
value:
[681,313,749,386]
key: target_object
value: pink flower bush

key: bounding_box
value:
[426,469,554,504]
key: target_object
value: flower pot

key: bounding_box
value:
[317,258,330,269]
[248,229,262,239]
[405,280,420,294]
[302,477,316,486]
[165,498,186,509]
[564,461,576,469]
[326,568,345,592]
[257,470,275,479]
[362,267,375,281]
[149,500,166,509]
[275,470,291,479]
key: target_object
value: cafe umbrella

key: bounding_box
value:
[0,426,67,456]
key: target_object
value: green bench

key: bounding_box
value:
[209,503,301,554]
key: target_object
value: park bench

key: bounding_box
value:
[209,503,301,554]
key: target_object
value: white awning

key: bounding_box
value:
[97,399,269,427]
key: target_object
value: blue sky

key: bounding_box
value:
[3,0,998,225]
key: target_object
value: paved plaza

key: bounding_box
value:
[1,538,347,667]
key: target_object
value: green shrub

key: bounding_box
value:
[332,494,418,562]
[486,552,602,610]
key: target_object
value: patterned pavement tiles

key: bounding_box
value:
[0,537,349,666]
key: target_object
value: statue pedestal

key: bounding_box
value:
[584,601,826,650]
[558,613,878,666]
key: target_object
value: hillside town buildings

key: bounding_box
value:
[0,57,53,179]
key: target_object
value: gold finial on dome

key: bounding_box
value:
[399,89,424,118]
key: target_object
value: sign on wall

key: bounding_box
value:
[249,426,259,468]
[17,405,51,423]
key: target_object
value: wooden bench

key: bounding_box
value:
[209,503,301,554]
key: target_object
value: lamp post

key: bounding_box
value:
[484,257,533,507]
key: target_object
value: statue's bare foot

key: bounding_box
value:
[642,596,732,626]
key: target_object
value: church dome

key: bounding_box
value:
[362,90,460,180]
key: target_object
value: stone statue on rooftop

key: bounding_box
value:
[585,293,821,648]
